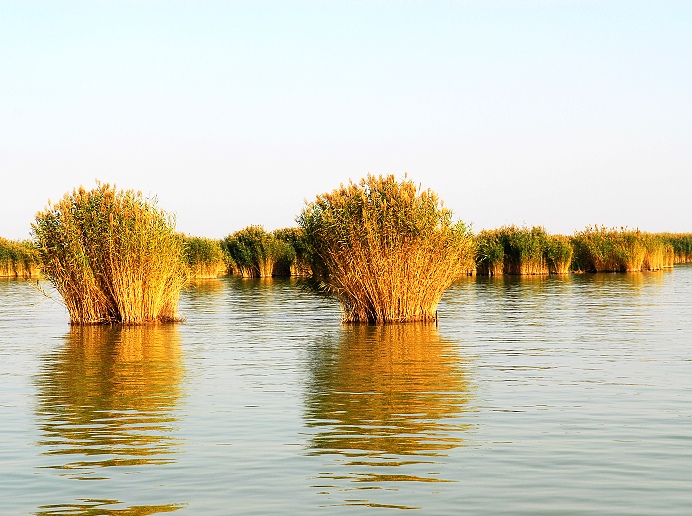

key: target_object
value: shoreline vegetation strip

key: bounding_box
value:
[6,227,691,280]
[2,176,691,325]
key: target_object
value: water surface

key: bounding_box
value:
[1,268,691,514]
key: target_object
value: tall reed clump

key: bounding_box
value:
[500,225,550,275]
[572,226,648,272]
[475,226,552,275]
[222,225,294,278]
[640,234,673,271]
[545,234,573,274]
[298,174,474,323]
[273,227,312,276]
[660,233,692,264]
[182,236,230,279]
[32,182,188,324]
[0,237,40,278]
[475,229,504,276]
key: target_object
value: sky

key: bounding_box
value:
[1,1,691,240]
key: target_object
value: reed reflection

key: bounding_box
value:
[35,325,184,478]
[304,324,472,490]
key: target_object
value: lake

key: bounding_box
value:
[1,267,691,514]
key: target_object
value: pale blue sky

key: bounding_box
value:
[2,1,690,240]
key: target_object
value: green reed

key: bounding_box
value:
[571,226,675,272]
[273,227,312,276]
[544,234,574,274]
[0,237,40,278]
[32,182,188,324]
[659,233,692,264]
[475,226,553,275]
[222,225,294,278]
[182,236,230,279]
[475,229,505,276]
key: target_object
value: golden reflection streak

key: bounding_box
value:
[34,325,184,477]
[36,500,184,515]
[305,323,472,493]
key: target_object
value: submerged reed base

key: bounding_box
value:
[32,182,188,325]
[299,174,474,324]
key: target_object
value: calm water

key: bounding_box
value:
[1,268,691,514]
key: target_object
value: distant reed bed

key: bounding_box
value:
[571,226,674,272]
[659,233,692,264]
[0,237,40,278]
[32,183,188,324]
[222,226,295,278]
[273,227,312,276]
[182,236,230,279]
[471,226,686,275]
[475,226,572,275]
[298,174,474,323]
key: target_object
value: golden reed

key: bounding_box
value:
[299,174,474,323]
[32,182,187,324]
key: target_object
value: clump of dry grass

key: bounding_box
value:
[32,182,188,324]
[0,237,40,278]
[298,174,474,323]
[182,236,230,279]
[222,225,294,278]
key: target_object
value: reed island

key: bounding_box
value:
[32,183,188,325]
[298,174,475,323]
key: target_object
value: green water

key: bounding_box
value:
[1,268,691,514]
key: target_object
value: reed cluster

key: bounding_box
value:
[222,225,294,278]
[273,227,312,276]
[298,174,474,323]
[660,233,692,264]
[571,226,673,272]
[544,234,574,274]
[475,229,505,276]
[502,225,550,275]
[182,236,230,279]
[475,226,564,275]
[473,226,682,274]
[0,237,40,278]
[32,183,188,324]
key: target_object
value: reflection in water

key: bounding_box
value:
[37,499,181,516]
[34,325,185,513]
[304,324,472,508]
